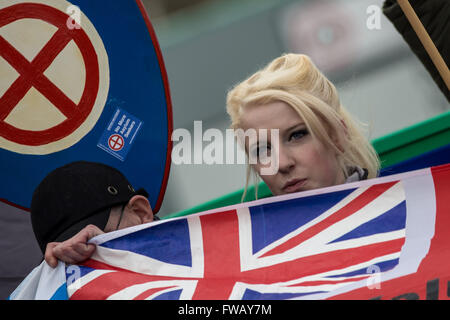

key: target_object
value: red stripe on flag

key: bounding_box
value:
[192,210,241,300]
[261,182,398,257]
[71,260,185,300]
[289,275,369,287]
[242,238,405,284]
[133,286,176,300]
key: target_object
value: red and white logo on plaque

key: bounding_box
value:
[108,134,124,152]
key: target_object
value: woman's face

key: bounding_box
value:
[240,101,345,195]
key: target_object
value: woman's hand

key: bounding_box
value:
[44,224,104,268]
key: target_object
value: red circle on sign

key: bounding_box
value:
[108,134,124,151]
[0,3,100,146]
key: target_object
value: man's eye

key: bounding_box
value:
[289,129,308,141]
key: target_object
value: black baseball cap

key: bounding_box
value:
[31,161,149,254]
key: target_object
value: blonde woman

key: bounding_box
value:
[40,54,380,267]
[226,53,380,198]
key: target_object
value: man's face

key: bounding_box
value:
[103,196,154,232]
[103,205,131,232]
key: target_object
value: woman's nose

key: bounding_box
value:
[277,146,295,174]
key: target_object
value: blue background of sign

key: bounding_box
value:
[0,0,172,213]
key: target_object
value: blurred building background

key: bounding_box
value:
[141,0,449,218]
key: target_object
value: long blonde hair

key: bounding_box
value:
[226,54,380,200]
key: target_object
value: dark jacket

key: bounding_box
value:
[383,0,449,102]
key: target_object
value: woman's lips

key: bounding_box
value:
[282,179,307,193]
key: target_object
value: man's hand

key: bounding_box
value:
[44,224,104,268]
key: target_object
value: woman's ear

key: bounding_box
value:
[127,195,154,224]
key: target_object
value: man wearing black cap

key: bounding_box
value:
[31,161,156,267]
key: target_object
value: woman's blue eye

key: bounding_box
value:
[289,129,308,141]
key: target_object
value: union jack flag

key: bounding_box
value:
[9,164,450,300]
[66,166,443,300]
